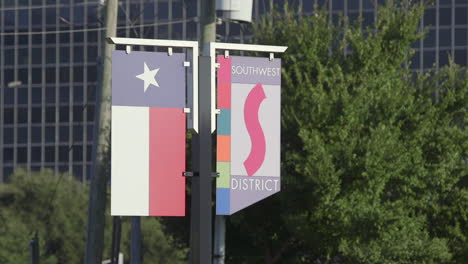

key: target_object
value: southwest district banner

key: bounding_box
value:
[111,50,186,216]
[216,55,281,215]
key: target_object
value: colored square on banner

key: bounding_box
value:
[217,56,232,84]
[111,50,186,217]
[216,55,282,215]
[217,109,231,135]
[216,162,230,188]
[217,83,231,109]
[217,135,231,162]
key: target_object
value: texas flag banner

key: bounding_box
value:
[111,50,186,216]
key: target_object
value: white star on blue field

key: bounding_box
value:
[136,62,160,92]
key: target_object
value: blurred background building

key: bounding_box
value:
[1,0,467,182]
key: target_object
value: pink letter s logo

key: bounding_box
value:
[243,83,267,176]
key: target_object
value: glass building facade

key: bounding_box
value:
[1,0,467,182]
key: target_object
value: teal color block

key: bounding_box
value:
[217,109,231,135]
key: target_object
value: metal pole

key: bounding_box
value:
[200,0,227,262]
[213,215,226,264]
[84,0,118,263]
[110,216,122,264]
[190,56,213,264]
[200,0,216,56]
[131,216,141,264]
[189,0,216,264]
[29,235,39,264]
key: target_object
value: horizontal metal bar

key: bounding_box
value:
[108,37,198,48]
[210,42,288,53]
[183,172,220,178]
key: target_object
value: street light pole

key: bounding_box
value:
[84,0,118,263]
[190,1,216,264]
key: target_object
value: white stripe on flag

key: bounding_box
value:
[111,106,149,216]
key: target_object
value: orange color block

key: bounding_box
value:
[217,135,230,162]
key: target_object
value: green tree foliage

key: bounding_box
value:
[0,169,187,263]
[226,2,467,263]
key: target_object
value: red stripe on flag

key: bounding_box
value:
[149,107,186,216]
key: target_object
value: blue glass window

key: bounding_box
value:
[46,8,57,25]
[59,146,69,162]
[74,7,84,24]
[32,107,42,123]
[74,86,83,103]
[59,106,69,122]
[4,11,15,27]
[439,50,450,67]
[424,8,436,26]
[46,106,56,123]
[73,106,83,122]
[32,147,41,163]
[45,126,55,143]
[18,48,29,65]
[73,145,83,161]
[423,50,436,68]
[46,67,55,83]
[18,10,29,27]
[87,145,93,161]
[4,49,14,65]
[455,7,467,25]
[60,86,70,103]
[454,49,467,65]
[60,67,70,83]
[332,0,344,10]
[32,48,42,64]
[32,126,42,143]
[32,68,42,84]
[4,108,14,124]
[4,87,14,105]
[46,48,56,64]
[439,29,451,48]
[87,125,94,142]
[32,88,42,104]
[17,147,27,163]
[18,128,28,143]
[73,125,83,142]
[3,148,13,163]
[60,125,69,142]
[18,88,28,105]
[455,28,467,46]
[424,29,436,47]
[18,107,28,123]
[87,105,95,121]
[439,8,452,26]
[45,146,55,162]
[3,128,14,144]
